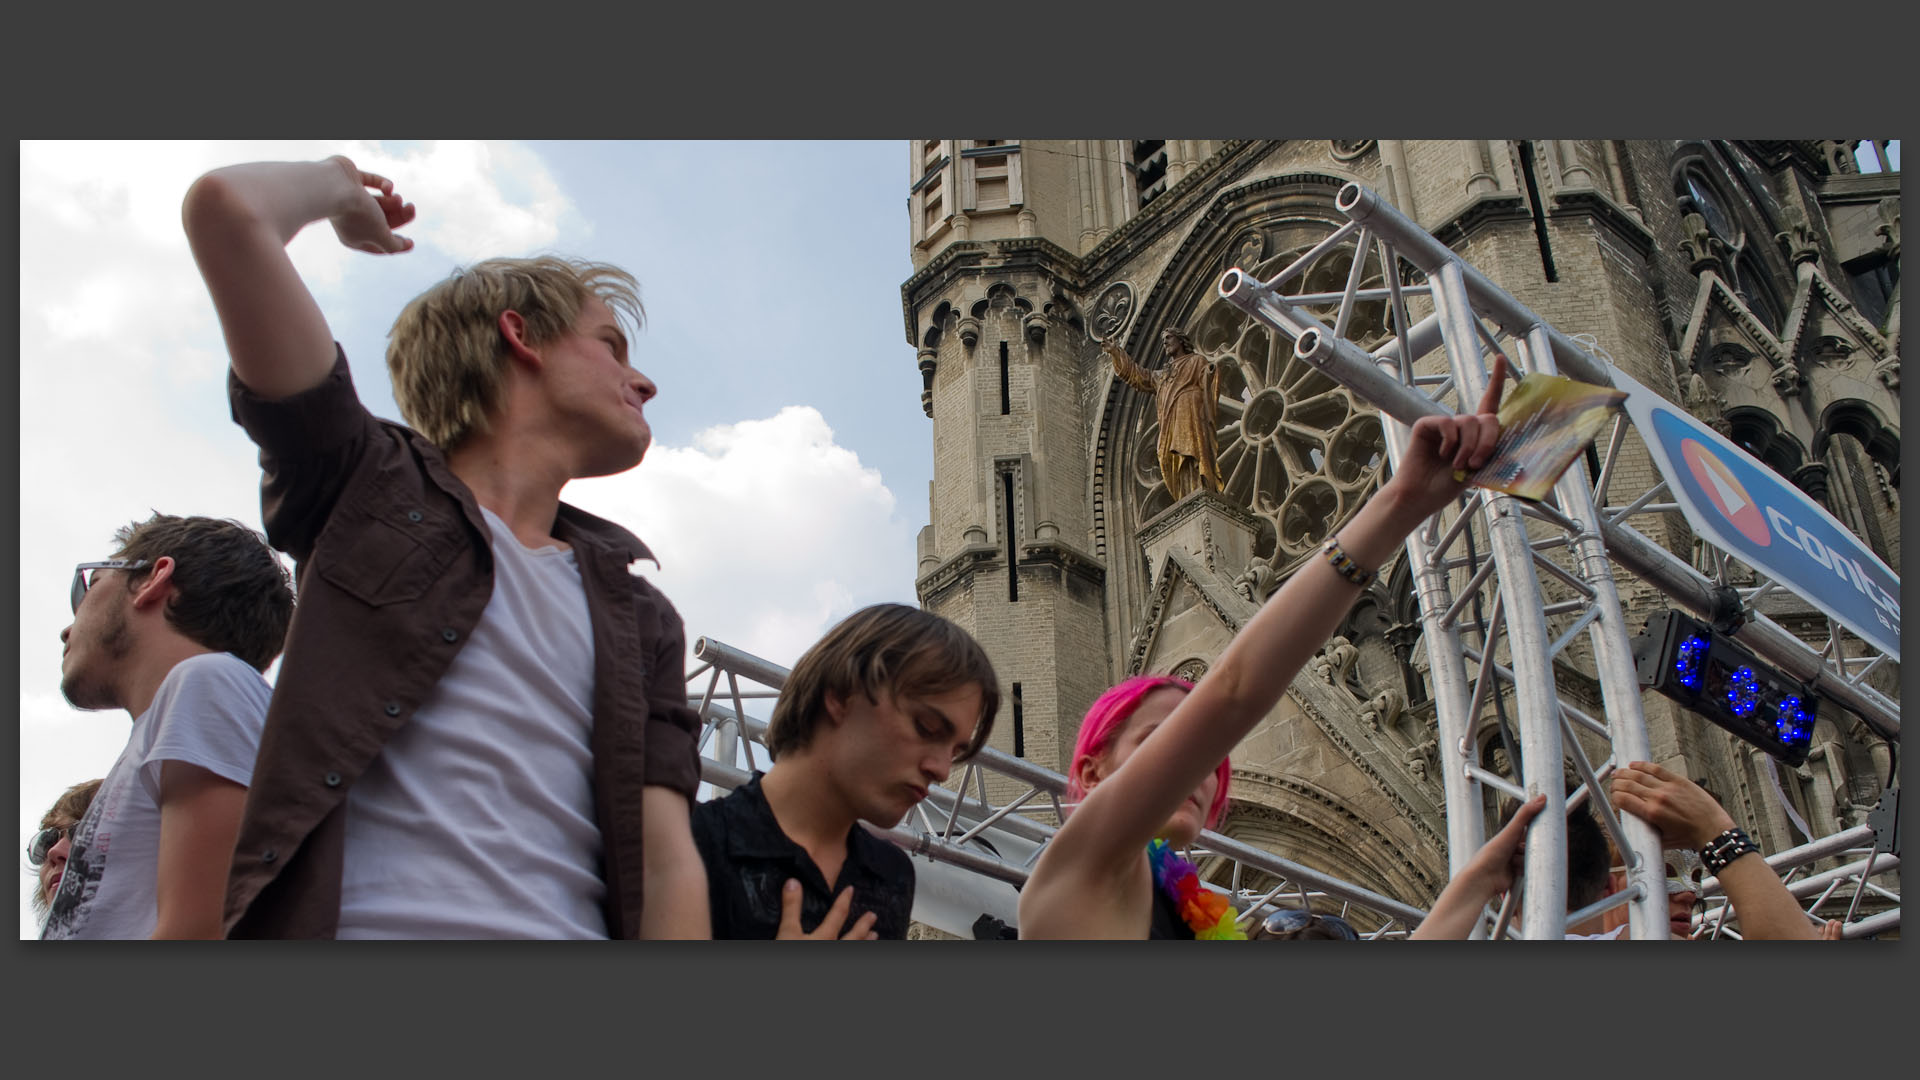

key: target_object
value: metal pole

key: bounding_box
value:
[1525,323,1668,941]
[1430,260,1567,938]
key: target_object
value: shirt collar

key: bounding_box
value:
[720,774,891,886]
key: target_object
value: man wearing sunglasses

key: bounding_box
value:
[28,779,102,924]
[42,515,292,939]
[184,156,707,938]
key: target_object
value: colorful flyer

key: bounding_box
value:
[1459,372,1629,501]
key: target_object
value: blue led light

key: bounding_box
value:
[1725,666,1759,718]
[1774,694,1814,744]
[1674,634,1709,692]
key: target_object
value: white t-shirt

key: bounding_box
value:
[1565,925,1628,940]
[335,507,607,938]
[41,652,272,939]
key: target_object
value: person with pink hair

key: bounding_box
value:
[1019,357,1510,939]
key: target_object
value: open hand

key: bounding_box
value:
[1387,353,1509,521]
[326,156,416,255]
[775,881,879,940]
[1610,761,1735,851]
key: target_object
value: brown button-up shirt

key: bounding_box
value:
[222,349,701,938]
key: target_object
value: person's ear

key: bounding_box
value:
[823,691,849,728]
[127,557,175,613]
[499,310,543,370]
[1071,752,1108,799]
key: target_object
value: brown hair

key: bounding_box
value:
[766,604,1000,762]
[38,778,103,832]
[387,256,644,449]
[111,514,293,672]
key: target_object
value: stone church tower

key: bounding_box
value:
[899,140,1900,915]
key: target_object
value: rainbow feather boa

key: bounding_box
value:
[1147,838,1246,940]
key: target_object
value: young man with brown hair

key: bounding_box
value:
[692,603,1000,939]
[182,156,707,938]
[43,514,293,939]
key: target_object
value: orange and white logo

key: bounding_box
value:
[1681,439,1770,547]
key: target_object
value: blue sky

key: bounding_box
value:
[17,140,931,936]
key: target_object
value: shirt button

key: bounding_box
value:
[384,701,402,716]
[261,849,278,864]
[324,771,342,787]
[407,510,424,523]
[441,628,459,643]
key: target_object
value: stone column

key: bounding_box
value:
[1465,139,1496,197]
[1602,140,1643,222]
[1556,140,1596,187]
[1380,140,1418,221]
[1077,142,1100,249]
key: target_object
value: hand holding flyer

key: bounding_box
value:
[1454,365,1628,501]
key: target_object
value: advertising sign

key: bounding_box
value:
[1609,366,1900,661]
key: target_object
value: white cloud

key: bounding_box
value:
[564,406,918,675]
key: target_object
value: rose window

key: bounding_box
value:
[1132,238,1394,575]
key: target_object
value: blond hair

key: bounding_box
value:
[387,256,644,449]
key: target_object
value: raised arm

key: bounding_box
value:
[1039,358,1509,884]
[1101,339,1157,394]
[1411,793,1545,940]
[1610,761,1821,941]
[182,157,415,400]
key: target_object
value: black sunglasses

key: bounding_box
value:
[71,559,150,613]
[27,824,78,866]
[1260,908,1361,940]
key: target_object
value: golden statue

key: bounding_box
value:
[1101,328,1222,502]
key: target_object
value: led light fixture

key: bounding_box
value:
[1631,609,1818,766]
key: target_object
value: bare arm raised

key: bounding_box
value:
[1020,358,1509,936]
[182,156,415,400]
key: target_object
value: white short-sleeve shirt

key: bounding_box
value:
[41,652,272,939]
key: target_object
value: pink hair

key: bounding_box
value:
[1066,675,1232,829]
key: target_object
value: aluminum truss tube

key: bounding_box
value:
[1370,313,1444,370]
[1338,183,1611,387]
[1432,261,1568,938]
[1779,855,1901,902]
[693,636,793,689]
[1832,909,1900,938]
[1371,356,1489,886]
[1525,324,1669,941]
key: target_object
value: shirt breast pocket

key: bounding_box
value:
[315,497,465,608]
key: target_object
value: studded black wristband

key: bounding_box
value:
[1698,827,1761,874]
